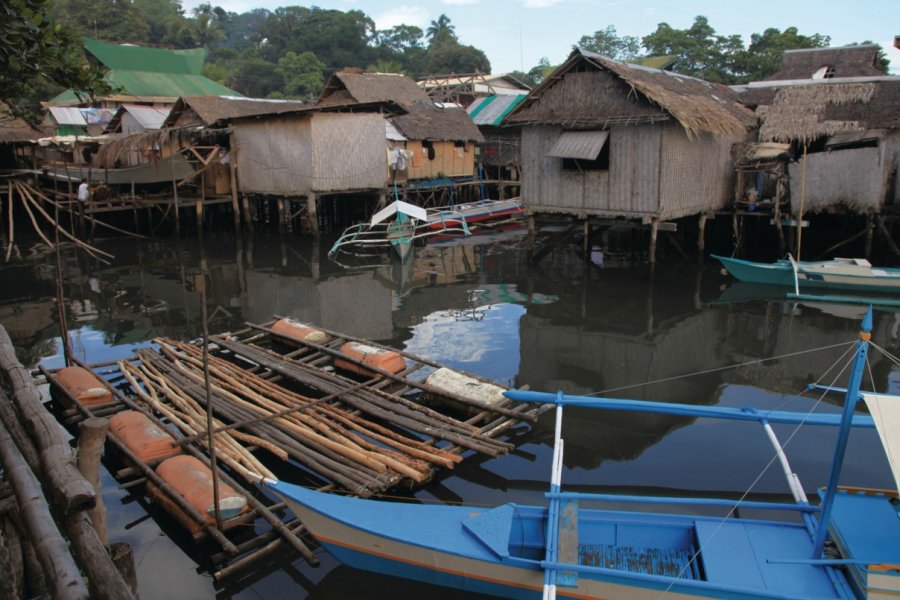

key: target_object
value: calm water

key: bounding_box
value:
[2,229,898,599]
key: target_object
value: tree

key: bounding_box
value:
[426,43,490,74]
[527,57,555,86]
[131,0,188,46]
[227,54,282,97]
[576,25,640,60]
[2,0,110,121]
[275,51,325,100]
[426,14,456,46]
[262,7,376,71]
[642,16,731,81]
[190,3,226,48]
[55,0,150,43]
[741,27,830,81]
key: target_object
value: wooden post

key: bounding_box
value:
[648,219,660,265]
[0,419,90,600]
[229,150,240,231]
[697,213,708,256]
[796,143,808,260]
[172,175,180,237]
[774,166,787,257]
[110,543,138,598]
[527,214,536,254]
[865,213,874,259]
[306,193,319,235]
[196,171,206,231]
[276,197,286,233]
[732,211,742,258]
[582,219,590,263]
[76,418,109,547]
[875,215,900,261]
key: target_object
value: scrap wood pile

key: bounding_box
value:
[118,338,512,496]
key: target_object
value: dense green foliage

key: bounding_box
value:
[5,2,891,113]
[2,0,110,120]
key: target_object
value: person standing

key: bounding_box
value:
[77,178,91,203]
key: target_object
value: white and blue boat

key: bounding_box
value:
[264,308,900,599]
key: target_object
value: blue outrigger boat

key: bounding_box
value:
[264,309,900,599]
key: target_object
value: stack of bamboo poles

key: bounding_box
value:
[123,338,509,496]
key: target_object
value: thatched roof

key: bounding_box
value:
[766,45,884,81]
[163,96,308,128]
[0,104,46,143]
[758,79,900,143]
[318,70,484,142]
[505,49,755,138]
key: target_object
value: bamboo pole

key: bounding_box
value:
[796,143,808,261]
[0,419,90,600]
[26,183,147,239]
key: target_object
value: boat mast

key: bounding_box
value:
[811,306,873,558]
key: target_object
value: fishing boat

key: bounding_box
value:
[264,309,900,599]
[329,198,522,259]
[713,254,900,294]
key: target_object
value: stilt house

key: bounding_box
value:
[733,45,900,219]
[318,70,484,183]
[503,49,755,233]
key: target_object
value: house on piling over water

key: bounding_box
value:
[502,48,756,263]
[223,99,405,233]
[317,70,484,205]
[733,44,900,258]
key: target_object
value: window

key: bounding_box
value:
[548,130,610,171]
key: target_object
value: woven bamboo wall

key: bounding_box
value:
[233,116,313,195]
[309,112,389,193]
[520,123,661,217]
[233,112,387,196]
[658,123,742,220]
[884,132,900,208]
[788,146,883,214]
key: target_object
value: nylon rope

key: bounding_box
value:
[658,341,858,597]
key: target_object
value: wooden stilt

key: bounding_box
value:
[865,213,874,258]
[306,193,319,235]
[76,418,109,547]
[196,172,206,231]
[172,176,180,236]
[276,197,286,233]
[732,211,742,257]
[229,150,240,231]
[241,195,252,230]
[697,213,708,256]
[527,214,536,254]
[649,219,660,265]
[582,219,590,263]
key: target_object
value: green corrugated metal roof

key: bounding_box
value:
[50,39,240,104]
[84,38,206,74]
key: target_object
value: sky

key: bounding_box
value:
[182,0,900,75]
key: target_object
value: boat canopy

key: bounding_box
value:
[370,200,427,226]
[862,392,900,493]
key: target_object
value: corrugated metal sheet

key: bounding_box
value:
[547,130,609,160]
[467,94,527,126]
[122,105,169,130]
[49,107,87,126]
[385,120,406,141]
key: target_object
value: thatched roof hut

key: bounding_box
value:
[758,79,900,143]
[765,45,885,81]
[0,105,46,144]
[318,70,483,143]
[163,96,308,129]
[505,49,755,139]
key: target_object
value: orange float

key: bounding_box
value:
[109,411,181,463]
[148,455,248,534]
[271,319,329,344]
[334,341,406,376]
[54,366,114,407]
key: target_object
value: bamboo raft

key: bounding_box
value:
[41,320,550,579]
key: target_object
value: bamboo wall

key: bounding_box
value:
[400,140,476,180]
[520,123,661,217]
[788,146,883,214]
[658,124,742,220]
[233,113,387,196]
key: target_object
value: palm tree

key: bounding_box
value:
[426,14,455,43]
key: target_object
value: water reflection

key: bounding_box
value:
[0,230,898,599]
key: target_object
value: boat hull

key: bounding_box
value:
[42,154,196,185]
[713,255,900,293]
[267,481,838,599]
